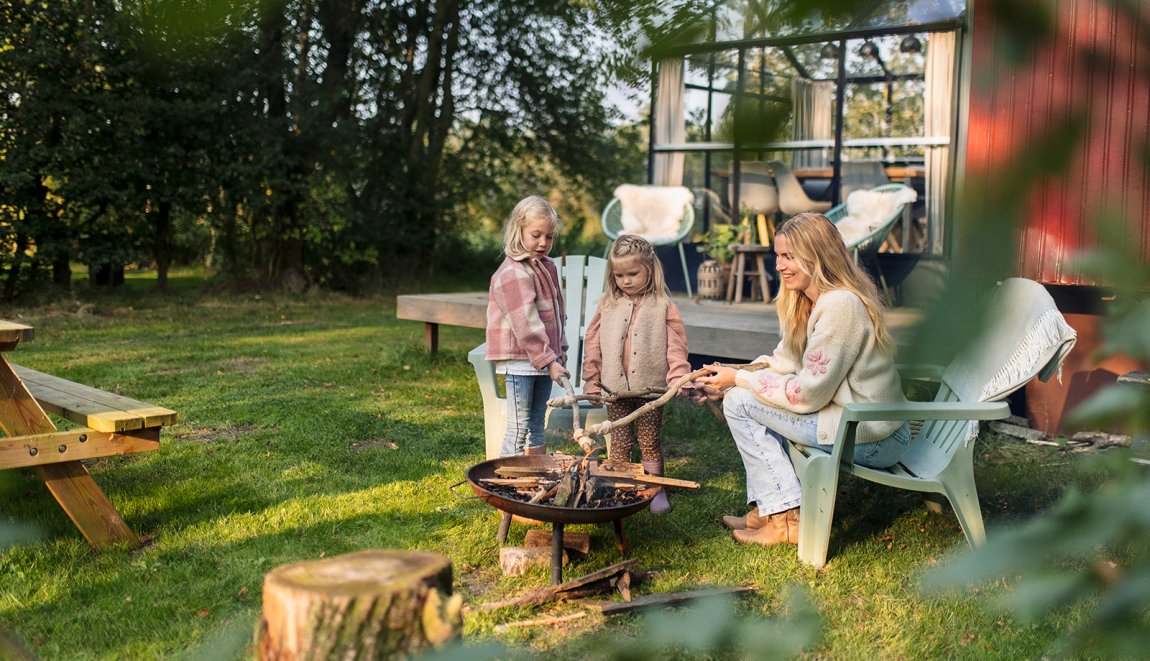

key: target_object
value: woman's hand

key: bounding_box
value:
[696,363,737,391]
[547,361,569,384]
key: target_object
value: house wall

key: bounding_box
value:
[966,0,1149,434]
[966,0,1150,285]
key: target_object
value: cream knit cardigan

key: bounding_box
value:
[734,290,905,445]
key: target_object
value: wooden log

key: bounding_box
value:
[586,586,756,615]
[500,546,566,576]
[524,529,591,555]
[259,550,462,660]
[589,466,700,489]
[469,559,638,612]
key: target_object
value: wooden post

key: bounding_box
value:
[259,550,462,660]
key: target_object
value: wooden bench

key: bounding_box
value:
[0,320,176,549]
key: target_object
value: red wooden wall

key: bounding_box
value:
[965,0,1150,285]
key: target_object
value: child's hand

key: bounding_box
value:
[548,361,569,384]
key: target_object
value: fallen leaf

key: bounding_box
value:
[198,609,209,618]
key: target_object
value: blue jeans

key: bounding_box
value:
[500,374,552,457]
[723,388,910,516]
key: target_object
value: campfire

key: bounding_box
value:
[476,453,697,510]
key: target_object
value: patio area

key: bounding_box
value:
[396,291,922,361]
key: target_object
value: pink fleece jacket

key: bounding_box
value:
[484,255,568,369]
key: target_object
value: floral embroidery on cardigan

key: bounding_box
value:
[785,380,805,404]
[756,375,781,396]
[806,349,829,375]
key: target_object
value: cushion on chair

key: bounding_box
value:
[836,187,918,245]
[613,184,694,244]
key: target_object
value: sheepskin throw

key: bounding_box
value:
[835,186,918,247]
[613,184,694,244]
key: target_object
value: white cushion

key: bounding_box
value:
[613,184,694,244]
[837,187,917,245]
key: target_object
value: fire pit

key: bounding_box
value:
[464,454,659,584]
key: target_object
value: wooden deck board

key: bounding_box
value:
[397,293,921,361]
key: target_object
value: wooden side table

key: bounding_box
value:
[725,244,773,304]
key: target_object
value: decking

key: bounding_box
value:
[396,292,922,361]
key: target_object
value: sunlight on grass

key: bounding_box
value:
[0,279,1110,659]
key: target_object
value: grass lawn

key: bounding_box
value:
[0,272,1104,659]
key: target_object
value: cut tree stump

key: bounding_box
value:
[259,550,462,660]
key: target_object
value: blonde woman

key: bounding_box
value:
[696,213,909,546]
[582,235,691,514]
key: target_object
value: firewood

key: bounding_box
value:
[525,529,591,555]
[468,559,638,612]
[500,546,566,577]
[493,612,587,634]
[585,586,756,616]
[588,468,700,489]
[259,550,461,659]
[479,477,548,488]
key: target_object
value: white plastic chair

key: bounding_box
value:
[467,255,609,459]
[786,278,1077,567]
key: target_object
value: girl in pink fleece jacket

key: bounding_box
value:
[484,196,569,457]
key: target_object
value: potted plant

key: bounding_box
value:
[694,222,739,300]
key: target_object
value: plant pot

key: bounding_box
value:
[696,259,727,300]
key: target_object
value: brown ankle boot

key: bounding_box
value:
[523,446,547,456]
[731,507,800,547]
[722,506,767,531]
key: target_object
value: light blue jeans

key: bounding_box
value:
[500,374,553,456]
[723,388,910,516]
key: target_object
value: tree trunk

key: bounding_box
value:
[259,549,462,660]
[154,199,172,291]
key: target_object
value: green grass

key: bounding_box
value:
[0,275,1105,659]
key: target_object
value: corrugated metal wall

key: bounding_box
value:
[966,0,1150,285]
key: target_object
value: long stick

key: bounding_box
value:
[583,362,769,437]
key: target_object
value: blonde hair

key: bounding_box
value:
[774,212,894,358]
[503,196,561,258]
[601,234,668,307]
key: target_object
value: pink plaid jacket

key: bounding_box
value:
[485,256,568,369]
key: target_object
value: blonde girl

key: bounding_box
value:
[697,212,909,546]
[485,196,569,457]
[582,235,691,515]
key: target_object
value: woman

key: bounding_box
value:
[696,212,910,547]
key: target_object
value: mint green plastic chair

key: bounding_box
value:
[467,255,609,459]
[786,278,1078,567]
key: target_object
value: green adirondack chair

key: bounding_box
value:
[787,278,1078,567]
[467,255,609,459]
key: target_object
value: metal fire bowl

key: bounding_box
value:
[466,455,657,525]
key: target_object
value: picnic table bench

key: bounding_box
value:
[0,320,177,549]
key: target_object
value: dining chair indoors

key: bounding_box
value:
[768,160,833,216]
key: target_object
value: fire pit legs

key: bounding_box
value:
[551,523,565,585]
[612,519,628,553]
[496,511,512,543]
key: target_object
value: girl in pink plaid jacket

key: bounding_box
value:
[484,196,569,457]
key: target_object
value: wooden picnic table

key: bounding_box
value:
[0,320,177,549]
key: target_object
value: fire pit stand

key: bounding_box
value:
[465,455,656,584]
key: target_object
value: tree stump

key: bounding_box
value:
[259,550,463,660]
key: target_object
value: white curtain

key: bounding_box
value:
[652,58,685,186]
[790,78,834,169]
[924,32,957,255]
